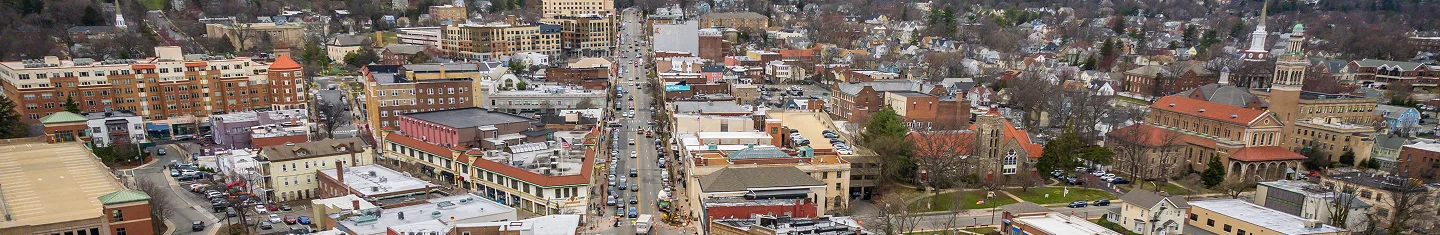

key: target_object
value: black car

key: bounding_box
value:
[1110,178,1131,184]
[1094,199,1111,206]
[192,221,205,231]
[1068,201,1088,208]
[1065,177,1084,185]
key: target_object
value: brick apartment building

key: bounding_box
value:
[1347,59,1440,86]
[1122,63,1215,97]
[394,107,544,150]
[699,12,768,31]
[361,63,496,136]
[698,28,729,62]
[0,46,306,125]
[546,66,610,89]
[828,80,960,125]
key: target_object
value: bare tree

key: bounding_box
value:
[875,197,923,235]
[1109,123,1183,191]
[1382,179,1435,235]
[1217,177,1257,199]
[909,130,977,207]
[317,99,348,140]
[1326,188,1361,230]
[1005,70,1059,131]
[575,96,599,109]
[133,177,176,233]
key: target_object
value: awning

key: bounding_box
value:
[664,84,691,92]
[147,123,171,131]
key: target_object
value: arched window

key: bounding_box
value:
[1003,150,1018,165]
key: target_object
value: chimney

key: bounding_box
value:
[506,15,518,26]
[349,142,358,166]
[336,159,345,183]
[425,185,432,199]
[352,199,361,210]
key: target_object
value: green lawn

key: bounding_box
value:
[140,0,166,10]
[1116,95,1151,105]
[1120,181,1192,195]
[1006,187,1117,205]
[908,190,1018,212]
[903,227,998,235]
[382,31,398,44]
[965,227,998,234]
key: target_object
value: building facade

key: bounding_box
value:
[1185,199,1347,235]
[0,46,306,125]
[209,109,308,149]
[698,12,768,31]
[204,23,305,51]
[1398,142,1440,183]
[259,138,373,202]
[84,110,146,147]
[441,19,563,61]
[1113,189,1190,235]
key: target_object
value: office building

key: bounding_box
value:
[205,22,305,51]
[1255,180,1371,229]
[209,109,308,149]
[441,18,563,60]
[360,63,503,138]
[259,138,373,202]
[396,27,443,47]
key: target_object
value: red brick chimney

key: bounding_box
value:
[336,159,345,183]
[351,199,360,210]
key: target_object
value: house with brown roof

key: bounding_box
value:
[1107,95,1306,182]
[1110,189,1190,235]
[259,138,373,202]
[1122,62,1215,98]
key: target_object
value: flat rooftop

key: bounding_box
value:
[405,107,537,129]
[454,214,582,235]
[311,194,379,210]
[767,111,836,150]
[320,165,436,198]
[0,142,125,229]
[713,216,865,235]
[673,101,753,114]
[332,193,517,235]
[479,141,585,176]
[1190,199,1346,234]
[1013,213,1119,235]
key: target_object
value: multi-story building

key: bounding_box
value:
[331,193,518,235]
[67,26,123,43]
[693,166,831,223]
[205,22,305,51]
[0,46,306,126]
[1255,180,1372,230]
[540,0,614,18]
[1007,213,1122,235]
[1248,89,1378,127]
[1185,199,1347,235]
[1373,104,1420,134]
[709,216,866,235]
[1288,117,1375,165]
[380,125,595,215]
[379,44,429,65]
[1122,62,1215,98]
[1407,31,1440,52]
[699,12,768,31]
[0,140,155,235]
[209,109,308,149]
[315,164,439,207]
[395,27,442,47]
[441,19,563,60]
[480,83,607,113]
[884,91,970,129]
[360,63,497,137]
[259,138,373,202]
[1107,95,1305,181]
[828,80,944,123]
[545,15,614,57]
[1317,170,1435,225]
[448,214,581,235]
[545,61,610,89]
[698,28,729,62]
[429,4,468,22]
[326,34,370,62]
[1112,189,1190,235]
[83,110,147,147]
[1398,142,1440,183]
[1346,59,1440,86]
[394,107,544,150]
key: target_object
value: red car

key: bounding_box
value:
[283,215,297,224]
[266,204,280,211]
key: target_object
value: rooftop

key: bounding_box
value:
[1259,180,1370,208]
[767,111,836,150]
[0,142,126,229]
[84,110,140,120]
[331,193,517,235]
[311,194,379,211]
[321,165,437,198]
[1325,170,1427,192]
[477,133,587,176]
[405,108,537,129]
[211,109,309,124]
[712,216,866,235]
[453,214,582,235]
[259,138,369,162]
[1189,199,1347,235]
[699,166,825,192]
[673,101,753,114]
[887,91,931,97]
[1012,213,1120,235]
[1405,142,1440,153]
[250,121,309,138]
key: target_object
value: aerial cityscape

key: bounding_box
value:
[0,0,1438,234]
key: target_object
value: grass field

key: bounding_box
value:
[140,0,166,10]
[907,190,1018,212]
[1006,187,1117,205]
[1120,181,1192,195]
[965,227,998,234]
[382,31,398,44]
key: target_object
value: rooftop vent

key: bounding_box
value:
[1230,114,1238,118]
[1169,103,1176,107]
[1198,109,1206,113]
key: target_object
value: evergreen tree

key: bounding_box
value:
[1110,15,1126,35]
[0,95,29,138]
[1082,56,1098,70]
[63,96,80,114]
[1036,128,1081,174]
[81,5,105,26]
[1339,150,1356,166]
[861,106,909,143]
[1202,157,1226,188]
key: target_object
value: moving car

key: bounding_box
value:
[192,221,205,231]
[1093,199,1111,206]
[630,168,638,177]
[631,183,639,192]
[1067,201,1088,208]
[630,195,638,204]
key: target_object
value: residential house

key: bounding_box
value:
[1112,189,1190,235]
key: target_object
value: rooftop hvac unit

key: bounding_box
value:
[369,171,377,177]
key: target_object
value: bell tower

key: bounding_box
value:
[1270,24,1308,148]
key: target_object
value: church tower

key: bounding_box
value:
[1271,24,1308,148]
[1241,0,1271,62]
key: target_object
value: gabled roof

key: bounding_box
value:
[1352,59,1427,71]
[97,189,151,205]
[269,54,302,70]
[969,112,1044,158]
[1151,96,1270,126]
[1119,189,1189,209]
[39,111,88,124]
[383,44,427,55]
[1105,124,1217,148]
[1229,146,1307,162]
[260,138,368,162]
[699,166,825,192]
[1177,84,1268,109]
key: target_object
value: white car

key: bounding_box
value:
[836,148,854,155]
[254,205,267,214]
[269,214,283,223]
[631,150,637,158]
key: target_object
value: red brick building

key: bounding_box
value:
[1347,59,1440,86]
[698,28,729,62]
[1122,63,1215,97]
[546,66,610,89]
[1398,143,1440,183]
[98,189,156,235]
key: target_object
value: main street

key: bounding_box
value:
[592,8,690,235]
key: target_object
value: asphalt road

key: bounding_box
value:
[124,143,220,234]
[593,9,690,235]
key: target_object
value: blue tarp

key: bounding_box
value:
[664,84,691,92]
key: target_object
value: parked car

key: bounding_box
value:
[1093,199,1111,206]
[284,215,298,224]
[225,207,237,217]
[192,221,205,231]
[259,221,273,230]
[280,204,292,211]
[1110,178,1131,184]
[269,214,283,223]
[254,205,267,214]
[1068,201,1089,208]
[297,216,311,225]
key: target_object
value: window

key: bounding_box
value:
[1206,219,1214,227]
[115,228,125,235]
[1190,213,1198,221]
[1237,229,1246,235]
[1224,224,1232,232]
[112,209,123,222]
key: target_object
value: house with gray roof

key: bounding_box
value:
[1370,133,1409,173]
[1374,104,1420,134]
[1256,180,1371,230]
[1111,189,1190,235]
[697,166,830,222]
